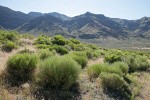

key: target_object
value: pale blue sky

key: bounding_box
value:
[0,0,150,20]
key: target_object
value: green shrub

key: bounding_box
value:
[86,50,94,59]
[69,38,80,44]
[86,50,102,59]
[21,34,34,39]
[100,72,128,90]
[124,55,150,72]
[112,62,129,76]
[87,62,127,80]
[74,44,85,51]
[0,30,18,43]
[70,51,88,68]
[87,44,99,50]
[7,53,37,84]
[104,53,122,63]
[107,66,124,77]
[49,45,69,55]
[38,49,54,60]
[52,35,66,45]
[37,56,81,89]
[93,50,102,58]
[87,63,109,79]
[67,42,75,50]
[2,41,17,52]
[36,44,51,49]
[34,35,51,45]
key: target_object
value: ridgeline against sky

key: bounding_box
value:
[0,0,150,20]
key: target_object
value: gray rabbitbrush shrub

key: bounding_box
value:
[37,55,81,89]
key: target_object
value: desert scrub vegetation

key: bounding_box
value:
[112,62,129,76]
[99,72,130,99]
[37,56,81,89]
[0,30,19,51]
[52,35,66,45]
[34,35,51,45]
[18,47,34,54]
[38,49,55,60]
[87,62,129,79]
[87,62,131,99]
[1,41,17,52]
[69,38,80,45]
[104,52,122,63]
[49,45,69,55]
[0,30,19,43]
[87,56,150,99]
[86,49,102,59]
[6,53,38,85]
[100,72,128,91]
[87,63,109,79]
[69,51,88,68]
[20,34,34,40]
[124,55,150,72]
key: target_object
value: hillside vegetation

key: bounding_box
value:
[0,30,150,100]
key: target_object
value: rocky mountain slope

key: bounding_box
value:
[0,5,149,39]
[0,6,32,29]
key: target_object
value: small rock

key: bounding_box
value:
[21,83,30,89]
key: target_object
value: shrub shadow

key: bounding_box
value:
[34,83,81,100]
[103,88,131,100]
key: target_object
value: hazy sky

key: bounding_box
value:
[0,0,150,20]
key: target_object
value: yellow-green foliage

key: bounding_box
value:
[38,49,55,60]
[37,56,81,89]
[104,53,122,63]
[34,35,51,45]
[20,34,34,39]
[52,35,66,45]
[7,53,37,84]
[86,49,102,59]
[112,62,129,76]
[100,72,128,90]
[2,41,17,52]
[49,45,69,55]
[87,63,109,79]
[124,55,150,72]
[70,51,88,68]
[87,62,128,79]
[69,38,80,44]
[18,48,34,54]
[0,30,18,44]
[36,44,51,49]
[74,44,85,51]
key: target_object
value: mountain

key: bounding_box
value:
[48,12,71,21]
[19,12,128,39]
[0,25,5,30]
[18,14,70,36]
[28,12,71,21]
[110,18,139,30]
[110,17,150,38]
[66,12,128,38]
[0,5,32,29]
[0,5,149,40]
[28,12,43,18]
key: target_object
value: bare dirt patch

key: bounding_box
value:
[136,72,150,100]
[87,58,104,66]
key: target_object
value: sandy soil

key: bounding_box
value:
[87,58,104,66]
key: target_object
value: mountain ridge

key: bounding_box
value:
[0,5,149,39]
